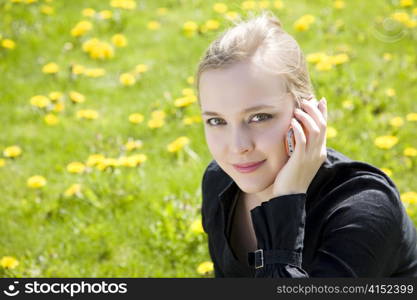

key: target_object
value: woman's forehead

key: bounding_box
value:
[199,62,288,110]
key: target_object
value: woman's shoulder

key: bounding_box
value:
[312,147,406,227]
[313,147,398,193]
[309,147,405,217]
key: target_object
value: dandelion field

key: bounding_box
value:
[1,0,416,277]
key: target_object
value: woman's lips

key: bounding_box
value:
[233,159,266,173]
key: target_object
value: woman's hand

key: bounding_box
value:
[272,97,328,197]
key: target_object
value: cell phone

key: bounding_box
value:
[285,126,296,156]
[285,98,319,156]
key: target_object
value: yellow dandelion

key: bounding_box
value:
[183,21,198,37]
[383,53,393,61]
[42,62,59,74]
[111,34,127,47]
[274,0,284,9]
[30,95,50,108]
[190,219,204,234]
[147,21,161,30]
[225,11,239,21]
[400,0,413,7]
[82,8,96,17]
[82,38,114,60]
[48,91,63,101]
[0,256,19,269]
[69,91,85,103]
[241,1,256,10]
[405,19,417,28]
[134,64,148,74]
[151,110,166,119]
[183,117,194,125]
[197,261,214,275]
[3,145,22,158]
[406,113,417,121]
[147,118,165,128]
[156,7,168,15]
[120,73,136,86]
[84,68,106,77]
[333,0,345,9]
[0,159,5,167]
[102,158,120,169]
[128,113,144,124]
[53,102,65,113]
[391,12,410,24]
[213,3,228,14]
[110,0,136,10]
[192,115,202,123]
[306,52,327,64]
[71,20,93,37]
[126,154,147,166]
[175,95,197,107]
[182,88,194,96]
[1,39,16,49]
[67,162,86,174]
[342,100,354,110]
[258,1,270,9]
[374,135,399,149]
[401,191,417,205]
[380,168,393,177]
[125,140,143,151]
[86,154,105,166]
[326,126,338,139]
[186,76,194,85]
[98,10,113,19]
[71,64,85,75]
[385,88,396,97]
[64,183,82,197]
[389,116,404,128]
[130,153,147,164]
[41,5,54,15]
[294,14,315,32]
[27,175,47,189]
[404,147,417,157]
[330,53,349,65]
[76,109,99,120]
[44,113,59,125]
[205,19,220,31]
[167,136,190,152]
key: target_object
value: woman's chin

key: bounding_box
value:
[235,179,273,195]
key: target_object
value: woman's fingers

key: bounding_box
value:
[318,97,327,122]
[294,107,320,138]
[300,98,326,129]
[291,117,306,154]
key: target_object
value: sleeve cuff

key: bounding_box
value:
[250,193,307,251]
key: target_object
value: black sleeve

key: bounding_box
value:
[250,188,402,277]
[201,168,225,277]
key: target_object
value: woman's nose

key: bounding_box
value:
[229,128,254,154]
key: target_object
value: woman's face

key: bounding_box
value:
[199,61,296,195]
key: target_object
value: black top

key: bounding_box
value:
[200,147,417,277]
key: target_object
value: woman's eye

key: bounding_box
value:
[205,113,273,126]
[250,113,272,122]
[206,118,225,126]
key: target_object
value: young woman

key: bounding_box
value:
[196,11,417,277]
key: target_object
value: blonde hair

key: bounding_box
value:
[196,11,315,109]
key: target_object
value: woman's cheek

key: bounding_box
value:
[204,129,222,157]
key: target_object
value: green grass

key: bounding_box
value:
[0,0,416,277]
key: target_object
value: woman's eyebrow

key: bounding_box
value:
[202,104,277,116]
